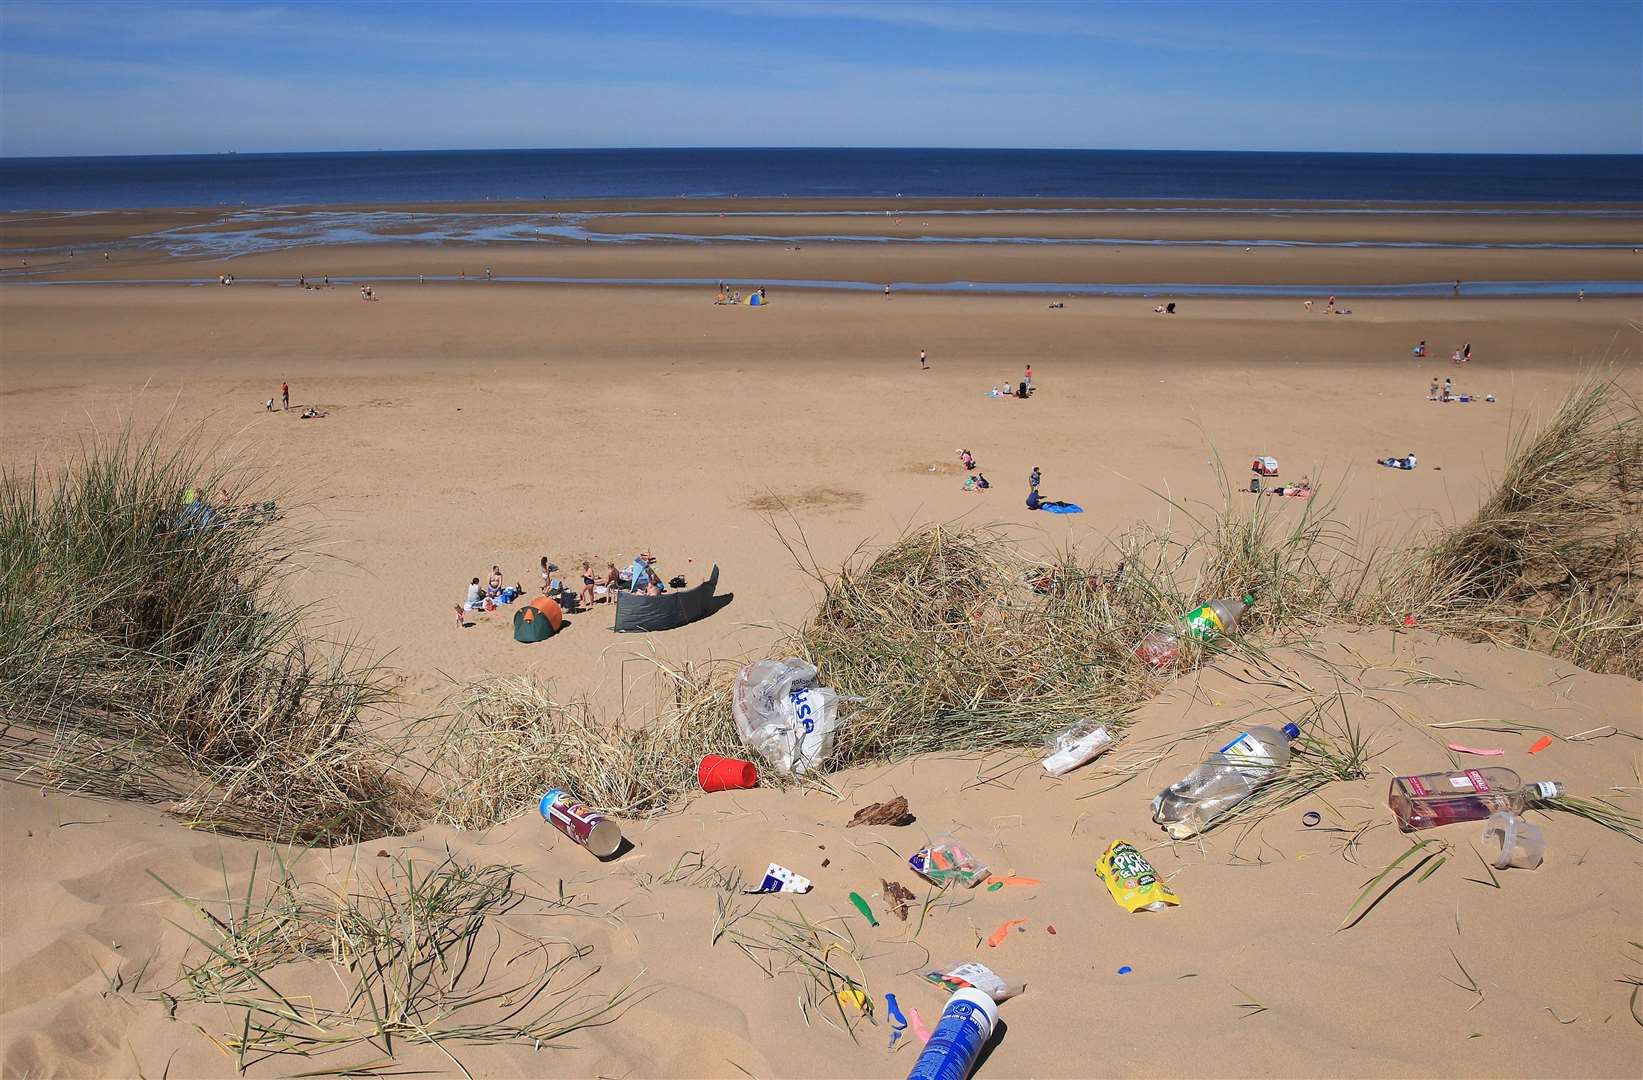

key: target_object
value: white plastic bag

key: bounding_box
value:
[732,658,841,775]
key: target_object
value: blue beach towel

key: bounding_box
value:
[1038,501,1084,514]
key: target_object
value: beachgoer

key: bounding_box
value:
[1304,299,1313,311]
[1444,377,1453,397]
[300,407,327,418]
[464,577,483,610]
[1030,466,1041,489]
[884,283,891,300]
[963,476,977,492]
[1026,488,1042,510]
[487,566,504,596]
[455,604,465,627]
[920,349,927,370]
[628,552,660,594]
[1450,348,1463,364]
[1462,343,1472,361]
[540,556,554,593]
[1577,288,1585,302]
[265,398,275,412]
[1429,379,1441,400]
[281,382,289,410]
[579,563,598,607]
[1453,279,1461,294]
[602,562,620,598]
[976,473,990,490]
[1413,340,1426,357]
[1024,364,1032,389]
[758,287,766,301]
[1327,295,1336,310]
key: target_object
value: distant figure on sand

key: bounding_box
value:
[884,283,891,300]
[281,382,289,410]
[1429,379,1441,400]
[1413,340,1426,357]
[1030,466,1041,489]
[1024,364,1033,388]
[920,349,928,370]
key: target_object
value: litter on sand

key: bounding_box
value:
[1447,743,1505,756]
[1529,736,1553,754]
[882,879,917,921]
[849,891,879,926]
[848,795,913,827]
[986,918,1028,947]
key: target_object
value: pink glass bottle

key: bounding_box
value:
[1388,768,1562,832]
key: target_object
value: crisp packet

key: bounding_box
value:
[744,862,813,894]
[908,836,989,889]
[1095,840,1179,912]
[921,961,1021,1002]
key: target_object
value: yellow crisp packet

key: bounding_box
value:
[1095,840,1179,913]
[835,989,869,1011]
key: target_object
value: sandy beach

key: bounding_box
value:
[2,204,1640,1078]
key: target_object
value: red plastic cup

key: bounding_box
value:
[699,754,759,792]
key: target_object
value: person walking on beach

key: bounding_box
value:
[1030,465,1041,490]
[1024,363,1032,389]
[884,283,892,300]
[919,349,928,370]
[281,382,289,411]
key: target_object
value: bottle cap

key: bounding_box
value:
[1282,723,1301,740]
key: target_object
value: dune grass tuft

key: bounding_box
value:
[1366,376,1642,676]
[156,851,639,1074]
[0,422,410,843]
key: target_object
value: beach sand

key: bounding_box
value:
[1,210,1640,1077]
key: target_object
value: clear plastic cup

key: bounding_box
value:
[1481,810,1545,870]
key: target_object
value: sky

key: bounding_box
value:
[1,0,1640,157]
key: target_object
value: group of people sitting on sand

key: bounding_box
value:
[1427,378,1495,404]
[715,284,766,304]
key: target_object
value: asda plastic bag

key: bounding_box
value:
[732,658,841,776]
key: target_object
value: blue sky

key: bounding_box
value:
[2,0,1639,157]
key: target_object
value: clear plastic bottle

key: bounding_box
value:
[1134,594,1255,669]
[1151,722,1300,838]
[1388,768,1562,832]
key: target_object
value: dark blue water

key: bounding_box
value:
[3,149,1640,210]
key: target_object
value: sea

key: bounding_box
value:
[2,148,1641,211]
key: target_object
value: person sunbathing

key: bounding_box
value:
[1266,476,1314,497]
[299,407,328,418]
[975,473,990,490]
[1377,454,1418,469]
[487,566,504,597]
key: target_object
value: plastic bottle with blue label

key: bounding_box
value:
[1150,722,1301,838]
[905,988,998,1080]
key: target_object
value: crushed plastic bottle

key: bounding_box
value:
[1134,593,1255,669]
[1151,722,1300,838]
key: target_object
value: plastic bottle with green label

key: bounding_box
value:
[1134,593,1256,669]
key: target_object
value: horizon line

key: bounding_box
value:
[6,145,1643,163]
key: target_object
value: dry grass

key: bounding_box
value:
[0,421,412,843]
[155,851,640,1074]
[1365,376,1642,676]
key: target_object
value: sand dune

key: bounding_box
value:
[1,211,1640,1077]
